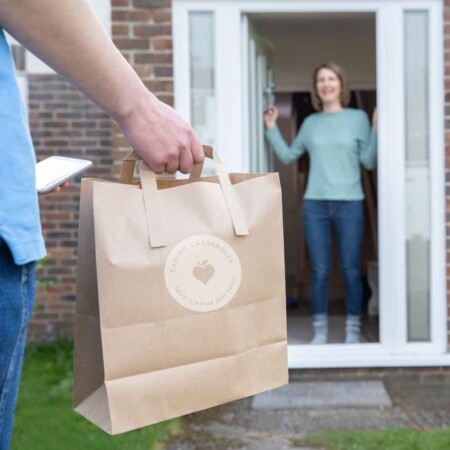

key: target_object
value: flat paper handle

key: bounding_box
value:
[119,151,141,184]
[124,146,249,247]
[120,145,214,184]
[204,148,249,237]
[139,163,167,248]
[189,145,213,179]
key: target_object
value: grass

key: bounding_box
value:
[12,341,178,450]
[293,428,450,450]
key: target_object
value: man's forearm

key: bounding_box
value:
[0,0,153,123]
[0,0,204,174]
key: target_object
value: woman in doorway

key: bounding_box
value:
[263,62,377,344]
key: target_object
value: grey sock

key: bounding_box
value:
[345,315,361,344]
[310,314,328,345]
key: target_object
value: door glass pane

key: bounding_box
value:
[248,32,272,173]
[248,38,258,172]
[404,11,430,342]
[189,12,216,174]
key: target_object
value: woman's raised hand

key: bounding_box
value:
[263,106,279,129]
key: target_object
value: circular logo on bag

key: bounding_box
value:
[164,235,242,312]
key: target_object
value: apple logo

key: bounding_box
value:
[193,260,215,285]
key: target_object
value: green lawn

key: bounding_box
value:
[293,428,450,450]
[12,341,178,450]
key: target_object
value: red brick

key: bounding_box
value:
[29,93,54,101]
[153,8,171,23]
[152,37,172,51]
[144,79,173,92]
[133,0,171,8]
[114,38,150,50]
[112,25,130,36]
[135,52,172,64]
[134,24,171,36]
[154,66,173,77]
[112,10,152,22]
[29,111,53,120]
[43,121,67,128]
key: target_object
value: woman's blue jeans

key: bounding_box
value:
[0,239,35,450]
[303,200,364,317]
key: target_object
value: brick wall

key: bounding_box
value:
[28,0,174,340]
[111,0,173,173]
[29,75,113,341]
[26,0,450,354]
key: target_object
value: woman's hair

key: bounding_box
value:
[311,62,350,111]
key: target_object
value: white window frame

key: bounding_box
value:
[173,0,447,368]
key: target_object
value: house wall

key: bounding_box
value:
[27,0,174,340]
[23,0,450,350]
[29,77,112,340]
[110,0,174,177]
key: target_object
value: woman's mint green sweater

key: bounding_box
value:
[265,108,377,200]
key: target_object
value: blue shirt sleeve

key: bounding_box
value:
[0,29,46,264]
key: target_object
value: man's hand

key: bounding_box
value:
[119,94,204,174]
[46,181,69,194]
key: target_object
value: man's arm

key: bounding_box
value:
[0,0,204,174]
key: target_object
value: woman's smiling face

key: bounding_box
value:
[315,67,341,106]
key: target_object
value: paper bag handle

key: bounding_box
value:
[188,145,212,179]
[119,146,249,248]
[119,145,214,184]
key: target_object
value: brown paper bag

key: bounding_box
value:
[73,146,288,435]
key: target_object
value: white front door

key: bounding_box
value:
[173,0,447,368]
[244,17,274,172]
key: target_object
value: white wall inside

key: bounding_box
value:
[250,12,376,92]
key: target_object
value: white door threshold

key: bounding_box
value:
[288,347,450,369]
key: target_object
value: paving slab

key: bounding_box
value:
[385,381,450,428]
[215,407,411,435]
[252,381,393,410]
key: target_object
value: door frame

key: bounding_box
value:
[173,0,448,368]
[244,18,274,172]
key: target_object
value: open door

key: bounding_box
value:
[244,18,274,173]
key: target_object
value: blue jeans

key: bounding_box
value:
[302,200,364,317]
[0,239,35,450]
